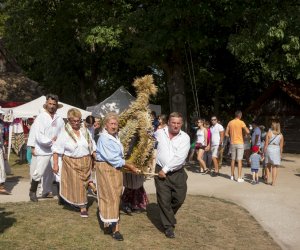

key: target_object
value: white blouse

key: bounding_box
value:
[52,128,96,158]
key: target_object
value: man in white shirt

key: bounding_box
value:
[210,116,224,176]
[29,94,64,202]
[154,112,190,238]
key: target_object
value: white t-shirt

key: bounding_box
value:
[210,123,224,146]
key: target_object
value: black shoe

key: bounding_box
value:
[165,228,175,238]
[211,172,219,177]
[29,191,38,202]
[202,169,209,175]
[112,231,124,241]
[123,206,132,215]
[58,197,65,206]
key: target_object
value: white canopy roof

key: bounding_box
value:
[86,86,161,117]
[9,96,91,119]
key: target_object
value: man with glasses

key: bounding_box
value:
[28,94,64,202]
[210,116,224,177]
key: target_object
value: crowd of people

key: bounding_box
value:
[0,94,285,241]
[190,110,284,186]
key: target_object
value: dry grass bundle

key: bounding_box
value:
[119,75,157,172]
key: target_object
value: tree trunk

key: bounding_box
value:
[162,57,188,131]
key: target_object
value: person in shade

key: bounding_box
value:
[154,112,190,238]
[52,108,96,217]
[95,112,139,241]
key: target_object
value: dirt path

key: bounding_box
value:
[1,154,299,249]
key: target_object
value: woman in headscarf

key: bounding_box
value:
[95,112,139,241]
[52,108,96,217]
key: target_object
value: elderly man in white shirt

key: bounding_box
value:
[154,112,190,239]
[29,94,64,202]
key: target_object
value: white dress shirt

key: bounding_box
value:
[32,111,64,155]
[156,127,190,174]
[52,128,96,158]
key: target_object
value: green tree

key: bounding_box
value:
[228,0,300,81]
[3,0,127,106]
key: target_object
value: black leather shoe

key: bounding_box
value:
[29,191,38,202]
[112,231,124,241]
[165,228,175,238]
[123,206,132,215]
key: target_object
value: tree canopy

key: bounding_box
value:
[1,0,299,123]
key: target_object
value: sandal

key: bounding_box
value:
[0,188,10,195]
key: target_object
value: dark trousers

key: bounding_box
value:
[154,165,188,230]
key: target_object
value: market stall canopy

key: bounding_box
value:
[86,86,161,117]
[9,96,91,119]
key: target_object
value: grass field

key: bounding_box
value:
[0,193,280,250]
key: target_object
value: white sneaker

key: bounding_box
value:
[237,178,244,183]
[230,176,235,181]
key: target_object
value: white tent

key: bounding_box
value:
[86,86,161,117]
[10,96,91,119]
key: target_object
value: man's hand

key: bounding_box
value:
[31,147,36,156]
[52,136,57,142]
[158,170,166,179]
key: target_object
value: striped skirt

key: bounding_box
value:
[95,162,123,223]
[60,155,92,206]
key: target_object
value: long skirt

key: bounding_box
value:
[122,186,149,210]
[122,173,148,210]
[60,155,92,206]
[95,162,123,223]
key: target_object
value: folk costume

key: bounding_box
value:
[29,110,64,200]
[52,122,95,207]
[95,129,124,224]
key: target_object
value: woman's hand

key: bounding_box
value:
[52,163,59,174]
[125,162,141,174]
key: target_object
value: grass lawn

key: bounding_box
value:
[0,194,280,250]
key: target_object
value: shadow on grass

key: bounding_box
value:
[0,208,17,234]
[146,203,164,233]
